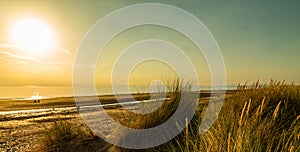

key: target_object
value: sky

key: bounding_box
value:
[0,0,299,86]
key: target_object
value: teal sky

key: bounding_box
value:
[0,0,299,86]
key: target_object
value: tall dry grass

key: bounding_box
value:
[156,80,300,152]
[36,120,111,152]
[38,80,299,151]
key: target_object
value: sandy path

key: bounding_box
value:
[0,108,78,151]
[0,108,125,152]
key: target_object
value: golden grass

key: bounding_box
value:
[36,80,300,151]
[35,120,111,152]
[156,80,300,152]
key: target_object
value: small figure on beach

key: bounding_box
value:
[33,89,41,103]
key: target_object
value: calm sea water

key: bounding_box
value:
[0,85,237,99]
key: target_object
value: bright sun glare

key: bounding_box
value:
[11,18,55,55]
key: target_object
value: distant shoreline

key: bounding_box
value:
[0,91,236,112]
[0,85,238,100]
[0,89,236,101]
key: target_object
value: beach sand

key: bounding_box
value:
[0,91,230,151]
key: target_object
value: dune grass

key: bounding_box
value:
[38,80,300,151]
[128,80,190,129]
[36,120,111,152]
[155,80,300,152]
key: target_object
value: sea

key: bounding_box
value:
[0,85,237,100]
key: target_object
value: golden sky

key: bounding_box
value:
[0,0,299,86]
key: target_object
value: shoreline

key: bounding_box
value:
[0,89,236,101]
[0,90,235,112]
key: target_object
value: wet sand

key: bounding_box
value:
[0,93,154,112]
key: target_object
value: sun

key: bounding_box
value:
[11,18,55,55]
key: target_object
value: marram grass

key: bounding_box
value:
[38,80,299,152]
[157,80,300,152]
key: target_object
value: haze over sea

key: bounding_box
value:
[0,85,237,100]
